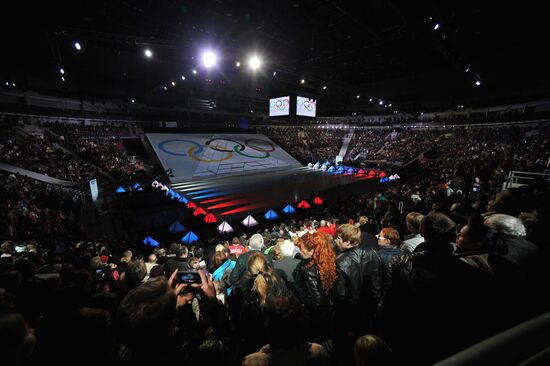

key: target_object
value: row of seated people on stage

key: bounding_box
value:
[41,120,145,182]
[1,164,549,365]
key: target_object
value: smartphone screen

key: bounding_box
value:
[177,271,201,284]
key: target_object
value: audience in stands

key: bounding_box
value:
[43,121,145,182]
[263,126,347,164]
[0,122,98,182]
[1,120,549,366]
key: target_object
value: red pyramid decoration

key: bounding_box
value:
[297,200,311,209]
[313,196,324,205]
[187,201,198,210]
[379,171,387,178]
[193,207,207,216]
[367,170,376,176]
[203,213,218,223]
[357,169,365,175]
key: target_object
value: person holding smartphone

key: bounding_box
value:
[114,268,219,363]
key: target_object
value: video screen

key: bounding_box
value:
[296,96,316,117]
[269,96,290,116]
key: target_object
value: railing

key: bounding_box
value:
[433,311,550,366]
[504,170,550,189]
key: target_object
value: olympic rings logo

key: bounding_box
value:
[297,98,316,112]
[270,98,289,110]
[157,138,276,162]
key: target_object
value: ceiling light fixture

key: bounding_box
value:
[249,56,261,70]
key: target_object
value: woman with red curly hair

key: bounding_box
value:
[293,231,337,342]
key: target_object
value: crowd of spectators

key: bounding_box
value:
[373,129,441,163]
[42,121,131,139]
[0,172,82,245]
[0,121,99,182]
[43,121,146,182]
[346,129,388,161]
[1,179,548,365]
[263,127,347,163]
[346,129,443,164]
[1,122,549,366]
[346,124,550,168]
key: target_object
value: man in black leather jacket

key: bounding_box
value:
[378,212,494,365]
[332,224,384,359]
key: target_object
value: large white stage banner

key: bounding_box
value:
[147,133,302,182]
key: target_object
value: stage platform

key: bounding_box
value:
[169,166,381,221]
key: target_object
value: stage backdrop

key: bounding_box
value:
[146,133,302,182]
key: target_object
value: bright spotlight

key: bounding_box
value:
[131,99,135,103]
[249,56,261,70]
[4,82,8,86]
[300,79,305,84]
[356,95,360,99]
[236,61,241,67]
[171,81,176,86]
[323,86,327,90]
[74,42,81,51]
[389,103,392,107]
[475,80,481,86]
[465,68,470,73]
[181,75,186,80]
[144,49,153,58]
[273,71,277,76]
[163,86,167,90]
[61,76,65,82]
[369,98,373,102]
[434,23,440,30]
[59,68,65,74]
[379,100,383,105]
[12,83,15,87]
[202,50,217,68]
[192,69,197,75]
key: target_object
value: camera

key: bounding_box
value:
[176,270,201,284]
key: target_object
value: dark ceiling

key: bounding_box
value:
[2,0,550,115]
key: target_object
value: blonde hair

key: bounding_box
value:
[338,223,361,246]
[270,244,284,261]
[247,252,276,305]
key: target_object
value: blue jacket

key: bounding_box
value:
[377,245,403,267]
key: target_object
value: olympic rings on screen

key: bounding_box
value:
[244,138,276,152]
[297,98,315,112]
[233,144,269,158]
[205,138,245,152]
[186,146,234,162]
[270,98,289,110]
[158,139,204,156]
[303,100,314,111]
